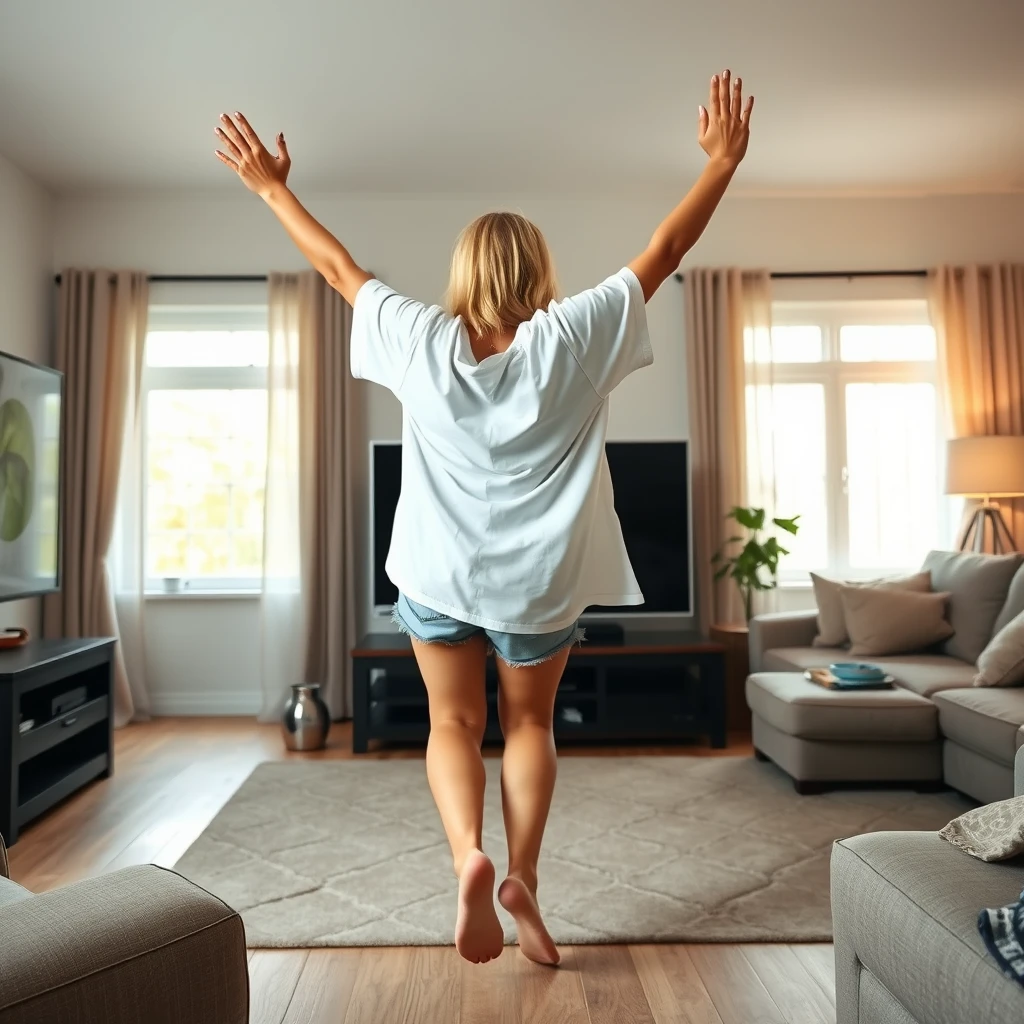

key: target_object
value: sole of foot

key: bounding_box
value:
[498,876,560,966]
[455,851,504,964]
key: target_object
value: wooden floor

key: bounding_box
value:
[7,719,836,1024]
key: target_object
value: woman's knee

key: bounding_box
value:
[430,709,487,740]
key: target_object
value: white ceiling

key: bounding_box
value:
[2,0,1023,196]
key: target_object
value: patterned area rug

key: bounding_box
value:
[173,757,971,947]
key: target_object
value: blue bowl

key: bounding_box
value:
[830,662,886,681]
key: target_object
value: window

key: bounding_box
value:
[144,304,268,592]
[746,298,947,582]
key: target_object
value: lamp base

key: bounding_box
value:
[957,503,1017,553]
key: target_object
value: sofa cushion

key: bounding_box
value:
[932,687,1024,768]
[746,672,938,740]
[994,561,1024,636]
[831,832,1024,1024]
[839,586,953,656]
[922,549,1024,665]
[762,647,977,697]
[975,609,1024,687]
[810,570,932,648]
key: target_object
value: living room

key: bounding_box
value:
[2,1,1024,1022]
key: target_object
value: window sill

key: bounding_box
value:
[144,590,261,601]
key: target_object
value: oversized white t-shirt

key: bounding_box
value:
[351,267,654,633]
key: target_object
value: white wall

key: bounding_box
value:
[0,154,54,636]
[53,189,1024,712]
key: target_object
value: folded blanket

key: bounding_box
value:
[939,795,1024,862]
[979,886,1024,987]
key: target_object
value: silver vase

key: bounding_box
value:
[282,683,331,751]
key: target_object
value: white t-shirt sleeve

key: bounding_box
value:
[550,267,653,398]
[350,278,440,392]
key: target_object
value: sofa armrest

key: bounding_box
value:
[748,610,819,673]
[0,864,248,1024]
[1016,739,1024,797]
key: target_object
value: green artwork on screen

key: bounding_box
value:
[0,398,35,541]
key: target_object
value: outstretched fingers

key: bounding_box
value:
[233,112,265,154]
[709,73,721,120]
[741,93,754,126]
[214,149,239,171]
[719,69,731,117]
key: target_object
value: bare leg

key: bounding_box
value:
[412,635,503,964]
[495,647,570,966]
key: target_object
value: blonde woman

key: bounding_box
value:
[215,70,752,966]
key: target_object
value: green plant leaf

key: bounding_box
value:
[728,506,765,531]
[772,515,801,535]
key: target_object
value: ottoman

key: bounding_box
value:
[746,672,943,793]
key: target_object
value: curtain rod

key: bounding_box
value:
[673,269,928,283]
[53,273,268,284]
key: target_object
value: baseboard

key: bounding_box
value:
[148,691,263,716]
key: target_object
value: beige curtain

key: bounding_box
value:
[44,269,150,726]
[261,272,357,721]
[930,265,1024,549]
[684,269,774,631]
[298,272,358,719]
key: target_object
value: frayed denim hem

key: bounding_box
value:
[496,625,587,668]
[391,604,473,647]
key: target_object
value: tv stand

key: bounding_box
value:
[580,622,624,644]
[350,629,726,753]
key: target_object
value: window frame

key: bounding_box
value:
[767,298,945,584]
[143,302,269,595]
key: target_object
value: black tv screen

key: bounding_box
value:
[0,351,63,602]
[371,440,691,615]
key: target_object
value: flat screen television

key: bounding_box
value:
[0,351,63,602]
[371,440,691,617]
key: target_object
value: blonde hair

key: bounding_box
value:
[444,212,558,337]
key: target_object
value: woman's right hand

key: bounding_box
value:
[214,112,291,199]
[698,70,753,169]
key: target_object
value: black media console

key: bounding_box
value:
[0,638,116,845]
[351,631,726,753]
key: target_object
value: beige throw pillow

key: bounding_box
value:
[974,610,1024,687]
[811,571,932,648]
[839,586,954,656]
[939,796,1024,861]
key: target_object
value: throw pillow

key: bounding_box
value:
[922,550,1024,665]
[994,562,1024,637]
[975,610,1024,687]
[939,796,1024,862]
[839,586,954,657]
[810,571,932,648]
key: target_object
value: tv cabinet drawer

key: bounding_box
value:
[18,696,109,764]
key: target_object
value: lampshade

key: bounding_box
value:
[945,435,1024,497]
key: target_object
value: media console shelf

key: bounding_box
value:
[351,631,726,753]
[0,638,116,845]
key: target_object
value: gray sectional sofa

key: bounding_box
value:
[748,550,1024,802]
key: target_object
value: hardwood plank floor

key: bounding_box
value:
[5,718,835,1024]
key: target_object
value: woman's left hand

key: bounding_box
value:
[214,112,291,198]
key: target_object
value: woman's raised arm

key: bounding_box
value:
[628,71,753,302]
[214,112,372,307]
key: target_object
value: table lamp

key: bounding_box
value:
[945,435,1024,552]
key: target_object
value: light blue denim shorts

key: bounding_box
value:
[392,593,585,667]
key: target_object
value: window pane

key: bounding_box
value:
[846,383,939,569]
[840,324,936,362]
[746,383,828,570]
[146,388,267,582]
[745,325,822,363]
[146,330,269,367]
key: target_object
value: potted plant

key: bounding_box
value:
[712,506,800,621]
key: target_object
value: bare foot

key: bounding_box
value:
[498,875,560,966]
[455,850,504,964]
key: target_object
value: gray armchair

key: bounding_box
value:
[831,747,1024,1023]
[0,835,248,1024]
